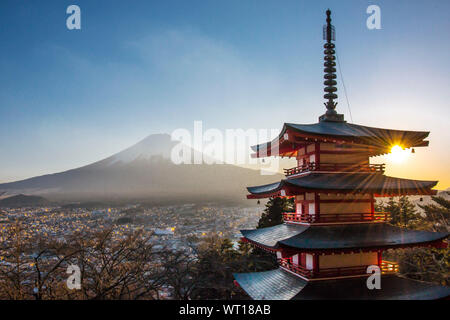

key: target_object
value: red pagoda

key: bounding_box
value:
[233,10,450,300]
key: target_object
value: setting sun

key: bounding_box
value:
[387,145,410,164]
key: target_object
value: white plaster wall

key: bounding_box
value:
[306,254,314,270]
[296,203,303,214]
[308,203,315,215]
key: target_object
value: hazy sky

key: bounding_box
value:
[1,0,449,188]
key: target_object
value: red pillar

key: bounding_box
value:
[313,254,320,276]
[315,142,321,169]
[370,193,375,214]
[315,192,320,221]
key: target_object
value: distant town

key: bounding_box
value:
[0,203,261,251]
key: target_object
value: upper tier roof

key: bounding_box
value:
[247,172,437,198]
[286,122,429,142]
[241,223,449,251]
[251,121,430,158]
[233,269,450,300]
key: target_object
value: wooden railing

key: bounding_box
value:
[279,258,399,279]
[381,260,399,274]
[278,259,313,278]
[282,212,390,224]
[284,163,385,176]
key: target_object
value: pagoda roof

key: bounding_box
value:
[247,173,437,198]
[251,122,430,158]
[241,223,449,252]
[233,269,450,300]
[233,268,307,300]
[286,122,429,143]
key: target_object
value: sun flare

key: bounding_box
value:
[387,145,409,164]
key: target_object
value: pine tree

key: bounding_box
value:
[398,196,417,227]
[384,196,449,285]
[418,196,450,232]
[383,196,417,227]
[256,197,294,229]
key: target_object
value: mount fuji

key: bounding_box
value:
[0,134,281,203]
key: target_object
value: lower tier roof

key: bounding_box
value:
[233,268,450,300]
[247,173,437,198]
[233,268,307,300]
[241,223,449,251]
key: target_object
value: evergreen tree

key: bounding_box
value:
[418,196,450,232]
[384,197,400,225]
[398,196,418,227]
[257,197,294,229]
[383,196,417,227]
[382,196,449,286]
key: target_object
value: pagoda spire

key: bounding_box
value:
[319,9,345,122]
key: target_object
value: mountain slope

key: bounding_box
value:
[0,134,281,203]
[0,194,51,208]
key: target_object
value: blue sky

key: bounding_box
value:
[1,0,449,187]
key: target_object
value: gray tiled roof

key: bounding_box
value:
[242,223,449,251]
[285,122,428,142]
[293,275,450,300]
[234,270,450,300]
[233,268,307,300]
[241,224,308,248]
[247,173,437,195]
[251,121,429,152]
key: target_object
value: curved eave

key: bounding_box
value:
[251,122,430,158]
[233,269,450,300]
[247,173,438,199]
[241,224,309,249]
[233,268,308,300]
[241,223,449,252]
[293,275,450,300]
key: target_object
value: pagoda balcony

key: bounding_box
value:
[381,260,400,274]
[282,212,390,224]
[278,258,399,279]
[284,163,385,177]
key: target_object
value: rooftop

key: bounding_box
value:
[234,268,450,300]
[241,223,449,252]
[247,172,438,198]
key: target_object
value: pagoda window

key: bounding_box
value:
[308,203,315,216]
[296,202,305,215]
[305,254,314,270]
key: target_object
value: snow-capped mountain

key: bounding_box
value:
[0,134,280,203]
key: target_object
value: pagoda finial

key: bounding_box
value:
[319,9,345,122]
